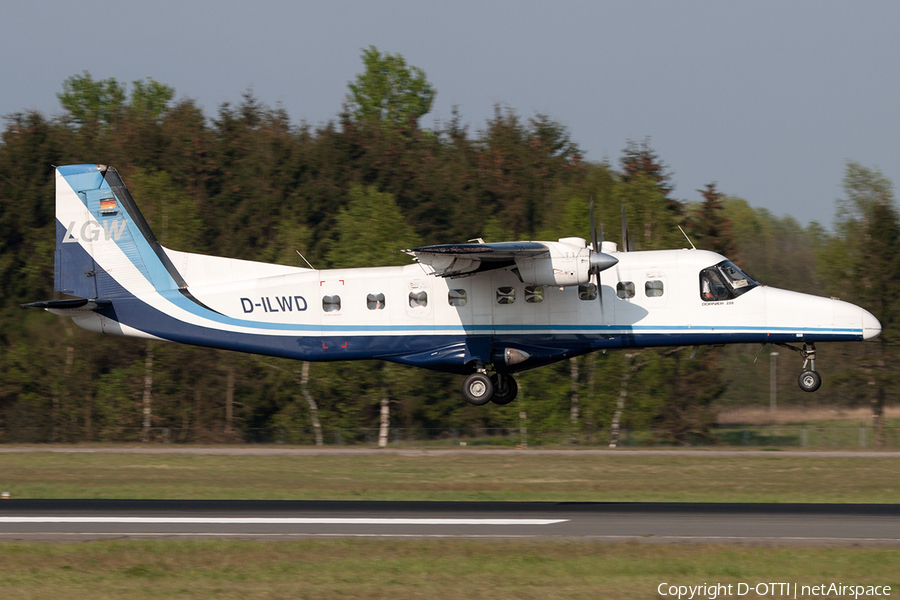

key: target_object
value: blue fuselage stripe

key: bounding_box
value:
[99,293,864,374]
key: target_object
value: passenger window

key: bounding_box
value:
[367,293,385,310]
[578,283,598,301]
[617,281,635,299]
[496,287,515,304]
[322,295,341,312]
[409,291,428,308]
[524,285,543,303]
[448,289,467,306]
[645,280,664,297]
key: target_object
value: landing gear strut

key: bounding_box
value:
[797,343,821,392]
[462,369,519,406]
[776,342,822,392]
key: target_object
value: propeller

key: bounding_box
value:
[621,202,633,252]
[588,198,618,311]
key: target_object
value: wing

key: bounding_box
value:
[404,241,548,277]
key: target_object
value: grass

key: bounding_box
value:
[2,449,898,598]
[716,406,900,427]
[0,539,896,599]
[1,450,899,502]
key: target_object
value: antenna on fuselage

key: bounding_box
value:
[296,250,316,270]
[677,225,697,250]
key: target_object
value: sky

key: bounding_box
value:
[2,0,898,230]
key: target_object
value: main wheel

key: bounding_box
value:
[491,374,518,405]
[463,373,494,405]
[798,370,822,392]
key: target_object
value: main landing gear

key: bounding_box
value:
[462,369,518,406]
[776,342,822,392]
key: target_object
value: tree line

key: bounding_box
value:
[0,48,896,445]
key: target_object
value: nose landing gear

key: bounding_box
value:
[776,342,822,392]
[797,343,821,392]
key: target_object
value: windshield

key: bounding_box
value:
[699,260,760,301]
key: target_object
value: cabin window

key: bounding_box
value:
[496,287,516,304]
[448,289,467,307]
[699,260,760,301]
[409,290,428,308]
[525,285,543,303]
[645,280,664,297]
[578,283,598,301]
[322,295,341,312]
[367,293,385,310]
[617,281,635,299]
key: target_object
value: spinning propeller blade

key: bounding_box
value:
[588,198,610,310]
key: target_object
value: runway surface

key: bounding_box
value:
[1,500,898,545]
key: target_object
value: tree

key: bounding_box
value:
[619,138,678,215]
[128,77,175,122]
[823,161,900,444]
[58,72,127,127]
[691,183,737,257]
[326,185,420,268]
[346,46,435,130]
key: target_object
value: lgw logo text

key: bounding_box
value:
[62,219,127,243]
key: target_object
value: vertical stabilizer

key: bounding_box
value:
[54,164,183,299]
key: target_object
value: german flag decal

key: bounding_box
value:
[99,198,118,215]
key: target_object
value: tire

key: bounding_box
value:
[491,374,518,405]
[798,370,822,393]
[463,373,494,405]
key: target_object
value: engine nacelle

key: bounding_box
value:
[515,242,592,287]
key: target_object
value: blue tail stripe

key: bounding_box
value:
[60,170,180,293]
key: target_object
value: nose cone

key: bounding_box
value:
[863,309,882,340]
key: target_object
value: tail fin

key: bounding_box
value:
[55,164,186,299]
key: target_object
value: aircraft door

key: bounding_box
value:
[446,284,473,328]
[490,275,523,329]
[471,278,492,329]
[594,271,616,325]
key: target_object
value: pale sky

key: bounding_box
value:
[2,0,898,229]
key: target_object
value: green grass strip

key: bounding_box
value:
[0,539,897,599]
[1,451,898,502]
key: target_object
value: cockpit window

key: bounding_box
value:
[700,260,760,301]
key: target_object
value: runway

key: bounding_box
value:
[1,500,898,545]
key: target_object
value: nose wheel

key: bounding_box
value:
[798,370,822,392]
[776,342,822,393]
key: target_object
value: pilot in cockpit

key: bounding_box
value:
[701,275,715,301]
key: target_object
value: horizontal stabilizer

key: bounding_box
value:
[21,298,111,310]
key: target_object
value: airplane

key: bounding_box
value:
[24,164,881,405]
